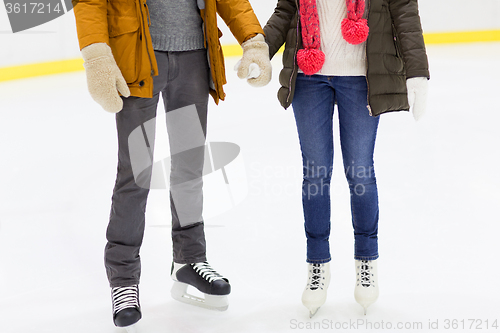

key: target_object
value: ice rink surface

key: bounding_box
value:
[1,42,499,332]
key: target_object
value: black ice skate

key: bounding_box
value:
[112,285,141,332]
[171,261,231,311]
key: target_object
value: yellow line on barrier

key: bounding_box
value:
[423,29,500,44]
[221,44,243,57]
[1,30,499,83]
[0,58,84,82]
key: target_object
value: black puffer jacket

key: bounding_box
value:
[263,0,430,116]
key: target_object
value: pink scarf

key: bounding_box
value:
[297,0,369,75]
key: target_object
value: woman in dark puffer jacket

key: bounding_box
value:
[263,0,429,317]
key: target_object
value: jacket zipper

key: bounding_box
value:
[287,0,300,105]
[145,2,151,26]
[203,7,216,93]
[391,23,402,58]
[140,0,155,77]
[365,0,372,116]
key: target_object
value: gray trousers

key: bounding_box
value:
[105,49,209,288]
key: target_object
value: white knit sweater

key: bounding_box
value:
[315,0,367,76]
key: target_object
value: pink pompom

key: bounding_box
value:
[341,18,369,45]
[297,48,325,75]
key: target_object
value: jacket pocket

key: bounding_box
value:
[383,53,404,74]
[108,15,141,84]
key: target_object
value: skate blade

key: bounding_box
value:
[309,307,319,318]
[355,301,371,315]
[171,282,229,311]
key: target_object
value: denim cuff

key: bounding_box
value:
[306,257,331,264]
[354,254,379,261]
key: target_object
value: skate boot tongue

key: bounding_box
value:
[192,262,229,283]
[309,264,323,291]
[360,261,371,287]
[188,262,231,295]
[111,285,141,327]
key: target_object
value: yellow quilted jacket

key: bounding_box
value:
[73,0,264,103]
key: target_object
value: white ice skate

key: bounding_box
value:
[111,285,142,332]
[354,259,379,315]
[171,261,231,311]
[302,262,331,318]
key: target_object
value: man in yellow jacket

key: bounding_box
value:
[73,0,271,330]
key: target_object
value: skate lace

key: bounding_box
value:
[308,264,324,291]
[192,262,226,283]
[359,260,372,288]
[112,285,139,314]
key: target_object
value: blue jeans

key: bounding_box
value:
[292,74,380,263]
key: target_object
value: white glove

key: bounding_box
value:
[235,34,272,87]
[81,43,130,113]
[406,77,428,121]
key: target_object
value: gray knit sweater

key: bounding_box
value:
[148,0,205,51]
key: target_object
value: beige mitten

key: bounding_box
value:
[81,43,130,113]
[236,34,272,87]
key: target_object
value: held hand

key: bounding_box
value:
[81,43,130,113]
[406,77,428,121]
[234,62,261,79]
[236,34,272,87]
